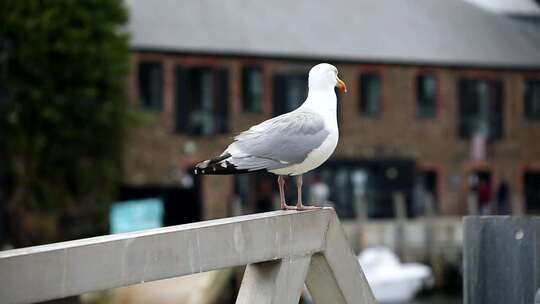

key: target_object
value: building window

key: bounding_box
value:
[524,171,540,214]
[272,73,308,116]
[319,160,415,219]
[458,78,503,140]
[416,75,438,118]
[359,74,381,117]
[242,66,264,113]
[175,66,229,136]
[235,159,416,219]
[138,61,163,110]
[524,80,540,120]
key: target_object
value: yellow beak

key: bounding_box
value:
[336,77,347,93]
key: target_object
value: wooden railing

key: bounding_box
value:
[0,208,376,304]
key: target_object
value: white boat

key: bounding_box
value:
[358,247,433,303]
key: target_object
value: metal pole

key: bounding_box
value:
[354,194,368,252]
[424,193,435,266]
[467,192,478,215]
[393,192,406,258]
[511,195,524,215]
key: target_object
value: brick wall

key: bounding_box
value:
[124,52,540,218]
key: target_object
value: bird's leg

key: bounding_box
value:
[278,175,294,210]
[296,175,321,211]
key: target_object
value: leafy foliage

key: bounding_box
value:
[0,0,130,245]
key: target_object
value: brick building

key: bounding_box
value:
[124,0,540,221]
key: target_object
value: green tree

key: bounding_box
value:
[0,0,130,246]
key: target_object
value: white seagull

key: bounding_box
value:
[194,63,347,210]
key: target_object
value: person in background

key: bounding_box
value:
[496,179,510,215]
[310,176,335,208]
[478,180,492,215]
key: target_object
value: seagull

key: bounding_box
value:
[194,63,347,210]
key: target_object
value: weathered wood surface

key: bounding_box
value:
[307,211,376,304]
[0,208,376,304]
[464,216,540,304]
[236,255,311,304]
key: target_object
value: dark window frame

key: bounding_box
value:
[358,73,382,118]
[457,77,504,141]
[241,65,264,114]
[137,61,163,111]
[272,71,309,117]
[174,65,229,136]
[524,79,540,121]
[524,169,540,214]
[415,73,439,119]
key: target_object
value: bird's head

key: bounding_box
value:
[308,63,347,93]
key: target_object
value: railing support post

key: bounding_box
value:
[306,213,377,304]
[236,255,311,304]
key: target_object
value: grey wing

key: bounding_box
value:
[226,111,329,171]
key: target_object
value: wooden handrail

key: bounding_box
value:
[0,208,376,304]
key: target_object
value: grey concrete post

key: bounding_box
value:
[354,194,368,252]
[464,216,540,304]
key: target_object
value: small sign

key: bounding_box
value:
[110,198,164,234]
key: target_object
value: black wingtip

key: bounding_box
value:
[194,153,248,175]
[194,157,264,175]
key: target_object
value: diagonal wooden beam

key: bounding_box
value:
[236,255,311,304]
[306,212,377,304]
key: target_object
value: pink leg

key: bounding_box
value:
[278,176,294,210]
[296,175,321,211]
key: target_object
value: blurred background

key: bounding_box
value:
[1,0,540,303]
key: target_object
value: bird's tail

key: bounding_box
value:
[194,153,256,175]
